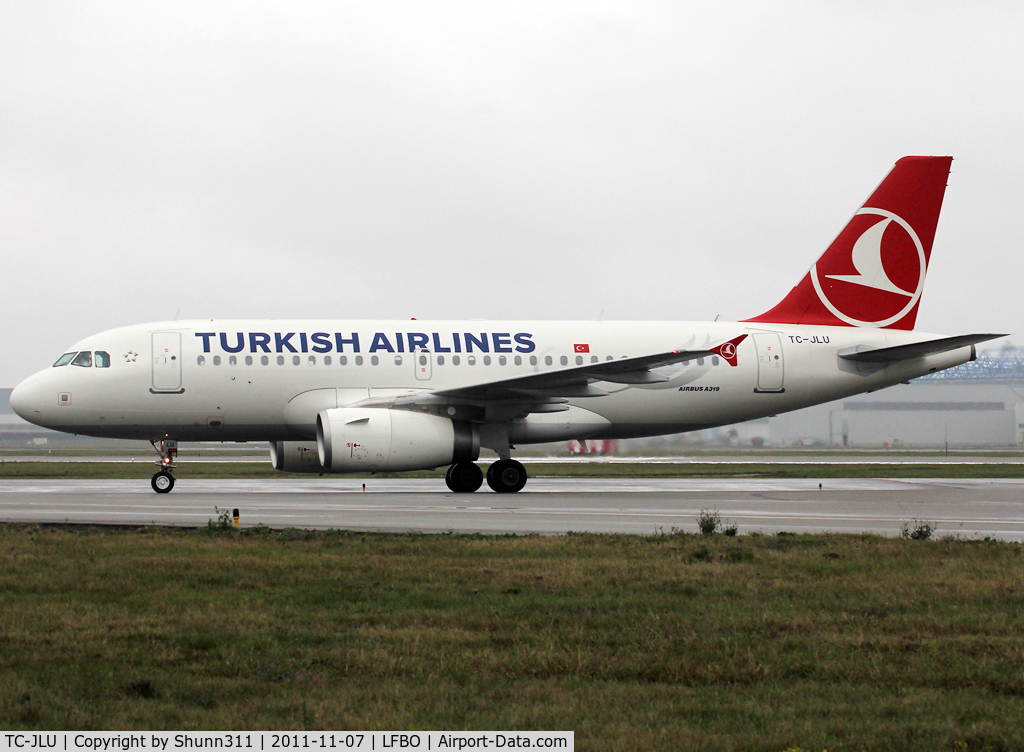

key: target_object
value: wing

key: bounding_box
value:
[430,346,718,401]
[348,334,748,421]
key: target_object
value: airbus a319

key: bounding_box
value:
[10,157,1003,493]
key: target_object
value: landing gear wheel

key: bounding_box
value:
[486,459,528,493]
[151,471,175,494]
[446,462,483,493]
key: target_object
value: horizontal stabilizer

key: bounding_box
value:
[837,334,1006,364]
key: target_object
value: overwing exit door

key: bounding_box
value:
[152,332,183,392]
[753,333,785,392]
[414,349,433,380]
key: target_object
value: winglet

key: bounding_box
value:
[711,334,748,367]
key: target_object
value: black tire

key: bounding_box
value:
[151,471,175,494]
[485,459,528,493]
[446,462,483,493]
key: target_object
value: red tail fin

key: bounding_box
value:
[744,156,952,330]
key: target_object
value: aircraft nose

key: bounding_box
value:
[10,375,43,422]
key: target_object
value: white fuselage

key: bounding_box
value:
[10,318,973,445]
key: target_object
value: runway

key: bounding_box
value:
[2,477,1023,539]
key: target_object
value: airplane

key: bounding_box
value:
[9,156,1004,495]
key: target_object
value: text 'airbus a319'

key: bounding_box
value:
[10,156,1004,494]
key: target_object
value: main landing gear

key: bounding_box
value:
[444,459,528,494]
[150,438,178,494]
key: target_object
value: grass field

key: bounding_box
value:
[4,460,1024,479]
[1,523,1023,750]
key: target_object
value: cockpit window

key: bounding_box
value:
[71,351,93,367]
[53,353,77,367]
[95,351,111,368]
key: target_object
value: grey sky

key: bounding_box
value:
[2,2,1022,386]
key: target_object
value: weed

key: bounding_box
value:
[901,520,935,541]
[722,524,739,537]
[205,506,235,534]
[697,509,721,536]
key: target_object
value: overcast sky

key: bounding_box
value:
[2,1,1022,385]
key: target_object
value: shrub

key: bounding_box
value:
[697,509,721,536]
[901,520,935,541]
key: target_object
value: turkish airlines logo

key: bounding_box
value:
[719,342,736,359]
[574,344,590,353]
[810,208,927,328]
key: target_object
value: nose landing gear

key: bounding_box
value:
[150,438,178,494]
[152,470,175,493]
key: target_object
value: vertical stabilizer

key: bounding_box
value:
[744,156,952,330]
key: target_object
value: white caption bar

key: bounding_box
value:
[1,733,573,752]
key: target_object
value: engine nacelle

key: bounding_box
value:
[316,408,479,473]
[270,441,325,473]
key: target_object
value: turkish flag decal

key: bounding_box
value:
[574,344,590,353]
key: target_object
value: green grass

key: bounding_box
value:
[4,459,1024,480]
[1,524,1023,750]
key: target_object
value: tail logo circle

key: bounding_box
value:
[719,342,736,359]
[810,208,927,327]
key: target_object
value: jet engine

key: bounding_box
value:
[269,441,325,474]
[316,407,479,473]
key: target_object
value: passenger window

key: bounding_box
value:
[53,353,77,367]
[394,356,403,365]
[308,356,315,365]
[697,358,704,366]
[452,355,460,366]
[419,355,427,366]
[324,356,332,365]
[498,356,506,366]
[355,356,363,365]
[483,355,492,366]
[261,356,269,365]
[575,356,583,365]
[340,356,348,365]
[292,355,300,365]
[197,356,206,366]
[213,356,221,366]
[371,356,379,366]
[245,356,253,366]
[437,355,445,365]
[277,356,285,365]
[514,356,521,366]
[95,351,111,368]
[560,356,568,366]
[229,356,237,366]
[544,356,552,366]
[606,356,613,361]
[71,351,92,367]
[591,356,598,364]
[712,356,720,366]
[529,356,537,366]
[468,356,476,366]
